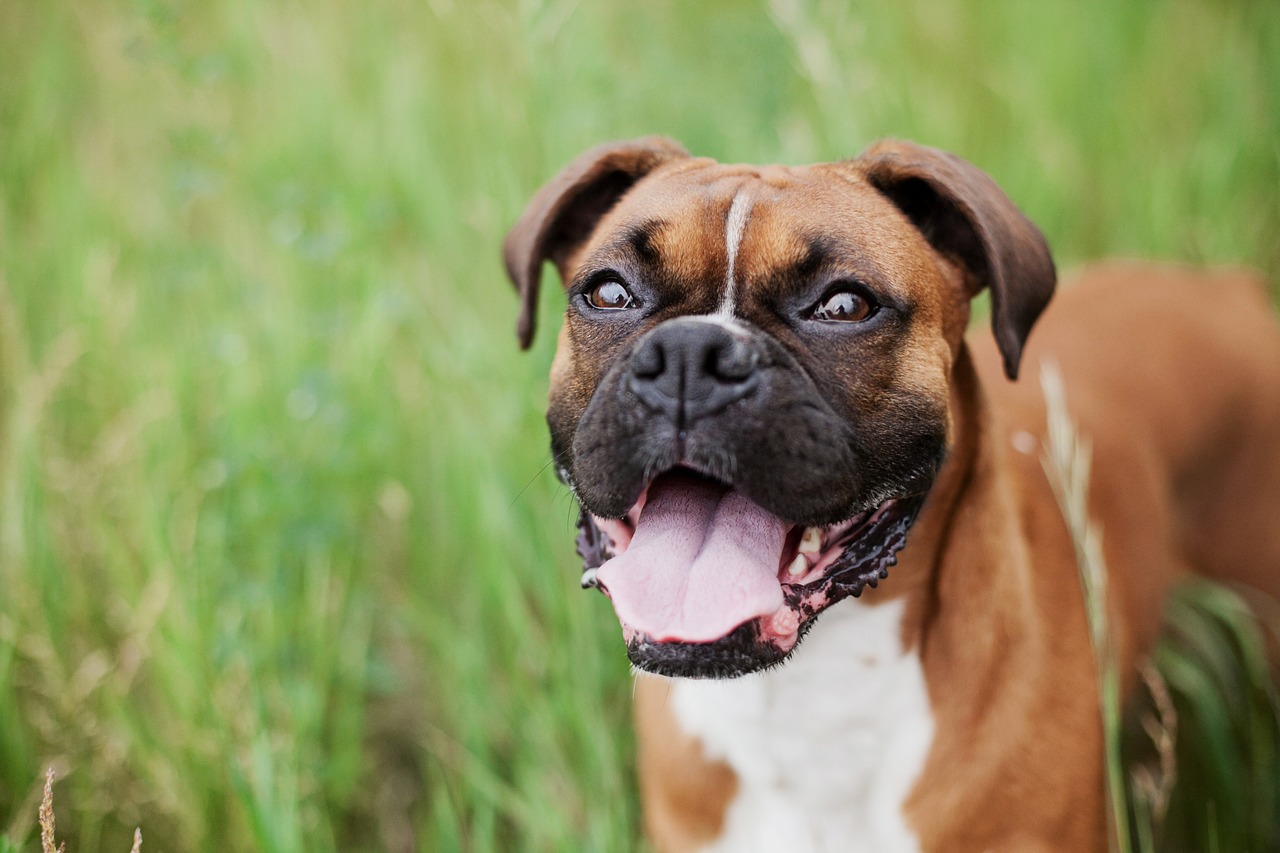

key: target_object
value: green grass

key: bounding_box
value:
[0,0,1278,850]
[1141,582,1280,853]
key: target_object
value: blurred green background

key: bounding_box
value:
[0,0,1276,850]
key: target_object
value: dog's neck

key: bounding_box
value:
[883,341,1051,677]
[892,344,1087,848]
[869,344,993,634]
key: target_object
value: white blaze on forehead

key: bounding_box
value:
[719,189,755,317]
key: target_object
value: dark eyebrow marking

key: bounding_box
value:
[623,219,666,264]
[796,234,839,278]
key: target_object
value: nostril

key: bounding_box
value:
[632,339,665,379]
[707,339,758,383]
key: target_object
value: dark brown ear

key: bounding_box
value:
[855,140,1056,380]
[504,137,690,349]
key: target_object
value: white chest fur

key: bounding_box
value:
[666,597,935,853]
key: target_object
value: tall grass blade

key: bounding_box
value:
[1040,361,1131,853]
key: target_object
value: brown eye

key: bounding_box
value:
[812,288,873,322]
[588,279,637,310]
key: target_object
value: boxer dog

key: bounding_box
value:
[503,138,1280,852]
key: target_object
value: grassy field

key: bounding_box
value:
[0,0,1277,850]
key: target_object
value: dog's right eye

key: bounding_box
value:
[587,280,638,310]
[811,286,876,323]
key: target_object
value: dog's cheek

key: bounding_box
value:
[565,314,644,386]
[571,402,664,518]
[546,401,576,476]
[548,324,575,391]
[775,352,948,514]
[547,374,594,473]
[808,323,951,469]
[728,407,866,523]
[864,333,955,489]
[849,389,950,495]
[546,322,620,443]
[562,363,672,517]
[674,346,863,521]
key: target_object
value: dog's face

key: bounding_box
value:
[506,138,1054,678]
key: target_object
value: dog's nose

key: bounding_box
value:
[628,320,760,423]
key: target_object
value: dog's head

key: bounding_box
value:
[505,138,1054,678]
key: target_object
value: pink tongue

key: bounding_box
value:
[595,474,788,643]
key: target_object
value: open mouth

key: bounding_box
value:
[575,468,926,678]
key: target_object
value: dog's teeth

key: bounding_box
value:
[799,526,823,554]
[787,555,808,577]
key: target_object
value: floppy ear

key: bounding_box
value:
[855,140,1056,380]
[503,137,690,349]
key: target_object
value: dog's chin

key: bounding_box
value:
[575,469,928,679]
[624,618,818,679]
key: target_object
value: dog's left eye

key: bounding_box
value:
[812,287,875,322]
[587,279,638,310]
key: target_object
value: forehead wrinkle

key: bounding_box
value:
[810,174,945,282]
[580,222,668,279]
[734,179,931,303]
[731,201,816,284]
[621,218,667,264]
[638,193,729,286]
[790,230,905,290]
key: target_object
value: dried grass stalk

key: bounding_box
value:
[38,768,65,853]
[1040,362,1132,853]
[35,768,143,853]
